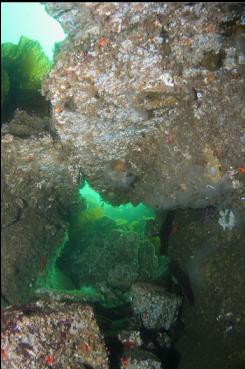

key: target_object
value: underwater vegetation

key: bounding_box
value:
[36,181,195,310]
[1,36,51,122]
[35,182,171,304]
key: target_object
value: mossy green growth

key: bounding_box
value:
[35,232,76,291]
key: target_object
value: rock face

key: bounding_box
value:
[1,111,85,304]
[42,2,244,209]
[168,208,245,369]
[1,301,109,369]
[1,3,244,369]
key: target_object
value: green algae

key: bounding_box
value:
[35,232,74,291]
[1,36,51,120]
[1,36,51,90]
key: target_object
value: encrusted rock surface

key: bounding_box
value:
[1,111,85,304]
[120,349,162,369]
[130,282,183,330]
[1,301,109,369]
[42,2,245,209]
[1,3,244,368]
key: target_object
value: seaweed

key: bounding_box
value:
[1,36,51,121]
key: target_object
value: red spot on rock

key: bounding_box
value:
[1,348,8,361]
[164,133,175,144]
[98,37,108,48]
[54,106,63,113]
[121,355,129,366]
[44,354,55,365]
[26,154,34,162]
[179,38,193,46]
[237,167,245,174]
[77,342,92,353]
[122,340,137,349]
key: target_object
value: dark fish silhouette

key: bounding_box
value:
[159,211,195,306]
[169,259,195,306]
[159,211,175,255]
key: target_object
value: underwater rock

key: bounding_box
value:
[1,112,85,304]
[130,282,183,331]
[41,2,244,210]
[118,330,143,350]
[2,109,51,138]
[59,224,140,291]
[120,348,162,369]
[1,300,109,369]
[168,207,245,369]
[103,160,137,192]
[58,216,168,297]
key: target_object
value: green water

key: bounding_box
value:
[79,180,155,225]
[1,3,66,121]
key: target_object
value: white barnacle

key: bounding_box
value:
[159,72,174,87]
[196,91,203,100]
[218,209,235,230]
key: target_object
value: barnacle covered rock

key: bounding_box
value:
[3,110,51,138]
[41,2,244,210]
[120,348,162,369]
[130,282,183,330]
[1,301,109,369]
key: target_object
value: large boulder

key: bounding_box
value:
[1,301,109,369]
[130,282,183,331]
[42,2,245,209]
